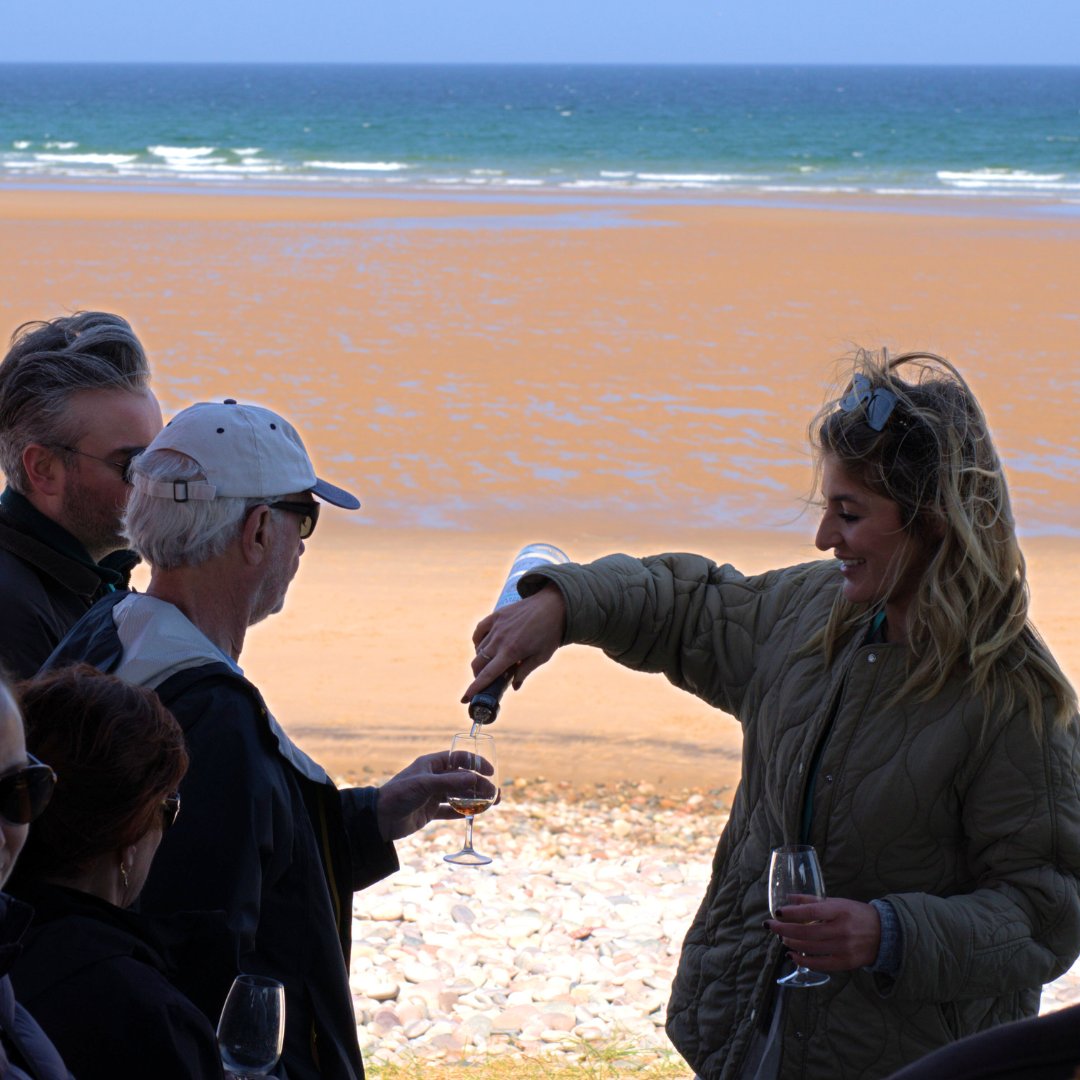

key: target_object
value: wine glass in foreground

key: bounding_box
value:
[769,844,830,988]
[217,974,286,1078]
[444,730,498,866]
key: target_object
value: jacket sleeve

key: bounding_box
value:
[5,995,73,1080]
[340,786,399,891]
[140,680,292,969]
[884,706,1080,1002]
[524,553,821,719]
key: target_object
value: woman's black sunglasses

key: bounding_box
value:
[0,755,57,825]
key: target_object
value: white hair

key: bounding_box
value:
[124,449,284,570]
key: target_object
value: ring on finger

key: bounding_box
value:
[477,647,493,660]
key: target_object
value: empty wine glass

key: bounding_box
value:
[444,730,498,866]
[768,844,830,988]
[217,974,286,1078]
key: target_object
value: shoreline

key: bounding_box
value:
[235,524,1080,792]
[1,181,1078,223]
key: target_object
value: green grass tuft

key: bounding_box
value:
[368,1036,693,1080]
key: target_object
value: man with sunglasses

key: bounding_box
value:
[0,311,163,678]
[44,399,491,1080]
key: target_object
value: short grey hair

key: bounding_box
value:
[0,311,151,492]
[125,450,283,570]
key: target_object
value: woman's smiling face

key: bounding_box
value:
[814,455,930,639]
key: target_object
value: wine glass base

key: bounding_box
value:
[777,968,830,988]
[444,849,492,867]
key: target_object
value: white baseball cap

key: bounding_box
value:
[134,399,360,509]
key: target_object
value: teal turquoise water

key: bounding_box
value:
[1,64,1078,203]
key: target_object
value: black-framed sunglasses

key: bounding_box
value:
[0,755,57,826]
[839,374,900,432]
[52,444,145,485]
[161,791,181,832]
[268,500,320,540]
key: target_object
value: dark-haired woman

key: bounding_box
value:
[462,351,1080,1080]
[9,664,231,1079]
[0,673,70,1079]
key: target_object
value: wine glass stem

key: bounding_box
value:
[464,815,476,852]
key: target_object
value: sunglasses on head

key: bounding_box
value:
[161,791,181,832]
[268,499,320,539]
[839,373,900,432]
[0,755,57,826]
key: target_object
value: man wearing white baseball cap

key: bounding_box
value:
[43,399,493,1080]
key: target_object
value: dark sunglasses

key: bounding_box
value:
[161,791,181,832]
[53,444,145,485]
[0,755,57,826]
[268,500,320,540]
[839,374,900,432]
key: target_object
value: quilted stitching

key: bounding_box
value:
[535,555,1080,1080]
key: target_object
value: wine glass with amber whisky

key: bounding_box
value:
[443,731,498,867]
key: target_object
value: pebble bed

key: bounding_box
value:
[347,778,1080,1069]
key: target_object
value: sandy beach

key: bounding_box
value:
[1,185,1077,792]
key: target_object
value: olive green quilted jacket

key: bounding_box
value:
[526,554,1080,1080]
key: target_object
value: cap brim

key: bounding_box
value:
[313,478,361,510]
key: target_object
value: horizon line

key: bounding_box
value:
[1,59,1078,69]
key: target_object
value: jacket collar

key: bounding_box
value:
[112,595,329,786]
[111,592,242,689]
[0,893,33,977]
[0,487,130,596]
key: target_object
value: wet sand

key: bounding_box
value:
[1,186,1077,791]
[236,523,1079,791]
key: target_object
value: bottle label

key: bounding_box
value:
[493,543,570,609]
[468,543,570,724]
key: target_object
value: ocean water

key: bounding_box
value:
[1,63,1078,203]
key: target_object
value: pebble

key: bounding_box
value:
[344,777,1080,1068]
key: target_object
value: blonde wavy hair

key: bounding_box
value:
[809,348,1077,731]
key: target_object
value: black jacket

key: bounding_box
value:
[45,593,399,1080]
[885,1002,1080,1079]
[9,883,229,1080]
[0,487,136,678]
[0,893,71,1080]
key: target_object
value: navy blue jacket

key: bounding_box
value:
[0,893,71,1080]
[44,593,399,1080]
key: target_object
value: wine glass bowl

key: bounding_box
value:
[217,974,286,1078]
[768,844,830,988]
[444,730,498,866]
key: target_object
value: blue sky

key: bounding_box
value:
[3,0,1076,64]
